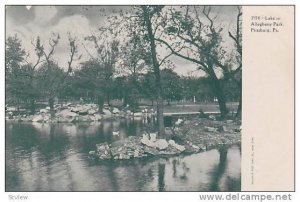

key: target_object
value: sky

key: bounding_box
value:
[6,5,239,76]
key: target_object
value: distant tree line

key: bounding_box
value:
[5,36,240,110]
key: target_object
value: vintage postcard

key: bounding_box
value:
[4,4,294,195]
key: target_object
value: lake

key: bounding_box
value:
[5,119,241,191]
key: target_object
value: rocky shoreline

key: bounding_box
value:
[5,103,155,123]
[6,103,241,161]
[89,117,241,161]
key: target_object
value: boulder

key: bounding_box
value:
[6,107,17,112]
[118,153,130,160]
[226,120,234,124]
[140,134,155,147]
[175,118,184,125]
[112,131,120,136]
[154,139,169,150]
[20,115,33,122]
[103,109,112,116]
[96,143,111,160]
[40,109,48,113]
[93,114,102,121]
[43,115,50,122]
[56,109,78,122]
[63,103,72,107]
[208,115,216,120]
[78,115,91,122]
[32,115,44,122]
[78,106,90,115]
[112,108,120,114]
[144,146,159,155]
[191,144,200,150]
[205,126,218,132]
[70,106,80,113]
[165,128,173,137]
[57,109,78,118]
[149,133,157,142]
[168,140,186,152]
[134,149,140,158]
[88,109,97,115]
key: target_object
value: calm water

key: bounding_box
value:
[5,119,241,191]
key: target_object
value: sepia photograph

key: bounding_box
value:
[5,5,242,192]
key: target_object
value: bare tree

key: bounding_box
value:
[228,6,242,118]
[156,6,242,119]
[33,33,79,117]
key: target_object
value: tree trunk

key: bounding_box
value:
[158,163,166,191]
[211,77,228,119]
[216,90,228,119]
[97,96,104,114]
[235,88,242,119]
[157,97,165,138]
[48,97,55,118]
[30,98,35,115]
[143,6,165,137]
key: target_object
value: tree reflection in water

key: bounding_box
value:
[209,146,228,191]
[158,163,165,191]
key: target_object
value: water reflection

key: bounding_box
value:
[6,121,240,191]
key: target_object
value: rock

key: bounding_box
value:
[168,140,186,152]
[20,115,33,122]
[96,143,111,159]
[144,146,159,155]
[88,109,97,115]
[208,115,216,120]
[78,107,89,115]
[234,126,241,132]
[154,139,169,150]
[40,109,48,113]
[205,126,218,132]
[112,108,120,114]
[149,133,157,142]
[175,118,184,125]
[57,109,78,117]
[119,153,130,160]
[32,115,44,122]
[63,103,72,107]
[221,125,233,133]
[165,128,173,137]
[103,109,112,116]
[89,151,96,156]
[113,131,120,136]
[43,115,50,122]
[93,114,102,121]
[226,120,234,124]
[134,149,140,158]
[111,147,121,157]
[56,109,78,122]
[70,106,80,113]
[191,144,200,150]
[77,115,91,122]
[141,134,155,147]
[6,107,17,112]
